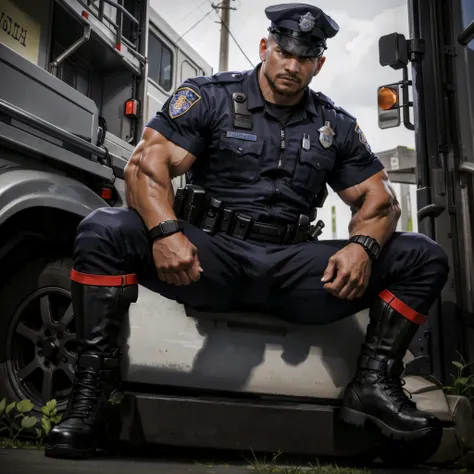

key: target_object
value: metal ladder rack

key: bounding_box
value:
[82,0,143,57]
[58,0,147,75]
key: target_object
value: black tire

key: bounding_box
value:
[0,256,76,416]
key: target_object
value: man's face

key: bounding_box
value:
[259,36,326,96]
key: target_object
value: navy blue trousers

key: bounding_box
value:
[72,207,449,324]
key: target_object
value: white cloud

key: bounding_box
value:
[152,0,414,150]
[151,0,418,237]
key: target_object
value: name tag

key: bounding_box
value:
[226,131,257,142]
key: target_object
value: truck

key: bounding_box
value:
[0,0,473,467]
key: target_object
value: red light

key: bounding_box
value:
[115,42,122,51]
[101,188,113,200]
[82,10,89,19]
[125,99,139,118]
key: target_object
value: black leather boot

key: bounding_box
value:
[339,295,442,443]
[45,278,138,459]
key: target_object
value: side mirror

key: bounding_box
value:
[379,33,408,70]
[377,32,415,131]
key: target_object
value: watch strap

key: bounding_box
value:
[348,234,381,260]
[148,220,183,242]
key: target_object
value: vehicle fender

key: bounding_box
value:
[0,169,112,225]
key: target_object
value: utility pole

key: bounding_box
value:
[219,0,230,71]
[213,0,235,71]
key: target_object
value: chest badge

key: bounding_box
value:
[318,121,335,149]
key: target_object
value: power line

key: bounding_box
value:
[175,0,209,25]
[207,0,254,68]
[221,17,255,68]
[175,9,213,43]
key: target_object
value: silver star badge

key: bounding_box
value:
[298,12,316,33]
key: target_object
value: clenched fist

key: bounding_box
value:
[152,232,203,286]
[321,243,372,300]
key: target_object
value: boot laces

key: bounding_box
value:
[378,372,415,407]
[66,367,102,419]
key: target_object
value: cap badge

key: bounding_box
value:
[298,12,316,33]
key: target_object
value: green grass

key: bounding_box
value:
[0,437,43,449]
[244,451,368,474]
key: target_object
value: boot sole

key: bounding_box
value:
[339,407,442,442]
[44,443,97,459]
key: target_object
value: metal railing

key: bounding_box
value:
[77,0,145,62]
[458,20,474,46]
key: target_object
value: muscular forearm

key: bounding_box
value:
[124,145,176,230]
[348,196,400,246]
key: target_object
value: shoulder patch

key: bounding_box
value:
[355,123,372,153]
[169,87,201,119]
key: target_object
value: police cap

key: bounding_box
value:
[265,3,339,58]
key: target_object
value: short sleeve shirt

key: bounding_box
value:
[326,115,384,192]
[146,81,211,157]
[144,67,384,223]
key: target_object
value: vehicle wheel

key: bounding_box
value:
[378,431,442,467]
[0,256,76,415]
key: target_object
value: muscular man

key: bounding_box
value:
[45,3,449,459]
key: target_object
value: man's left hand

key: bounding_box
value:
[321,243,372,300]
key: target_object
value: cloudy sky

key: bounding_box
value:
[150,0,416,237]
[151,0,414,152]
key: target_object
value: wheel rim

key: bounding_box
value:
[6,287,77,410]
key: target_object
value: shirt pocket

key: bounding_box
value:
[292,146,336,195]
[215,134,264,183]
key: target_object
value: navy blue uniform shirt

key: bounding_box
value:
[146,64,384,224]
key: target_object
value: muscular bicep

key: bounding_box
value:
[125,126,196,183]
[337,170,398,209]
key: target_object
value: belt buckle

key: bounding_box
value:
[231,214,252,240]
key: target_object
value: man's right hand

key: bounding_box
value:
[152,232,203,286]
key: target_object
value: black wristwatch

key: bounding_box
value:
[148,220,183,242]
[348,235,381,260]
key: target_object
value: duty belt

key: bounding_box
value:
[174,184,325,244]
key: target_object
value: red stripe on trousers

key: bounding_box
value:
[70,269,137,286]
[379,289,426,325]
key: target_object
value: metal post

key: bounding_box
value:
[219,0,230,71]
[400,183,410,231]
[49,24,91,74]
[136,0,150,140]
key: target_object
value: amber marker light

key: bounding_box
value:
[378,86,398,111]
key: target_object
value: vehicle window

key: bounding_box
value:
[461,0,474,49]
[181,60,198,83]
[148,32,174,91]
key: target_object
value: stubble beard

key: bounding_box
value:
[264,69,305,97]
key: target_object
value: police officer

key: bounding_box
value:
[46,3,449,460]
